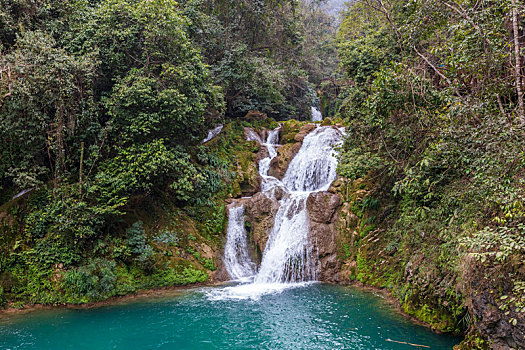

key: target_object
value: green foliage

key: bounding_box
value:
[461,225,525,263]
[62,258,117,302]
[154,230,181,247]
[97,140,200,200]
[338,2,399,84]
[0,29,96,189]
[125,222,154,265]
[184,0,320,120]
[337,0,525,341]
[338,148,385,180]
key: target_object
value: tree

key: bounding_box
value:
[511,0,525,125]
[0,30,96,189]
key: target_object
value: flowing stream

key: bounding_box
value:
[219,125,344,300]
[311,106,323,121]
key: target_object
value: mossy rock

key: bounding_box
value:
[280,119,304,143]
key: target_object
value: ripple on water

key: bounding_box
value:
[0,284,460,350]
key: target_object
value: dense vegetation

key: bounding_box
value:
[0,0,335,305]
[335,0,525,347]
[1,0,524,347]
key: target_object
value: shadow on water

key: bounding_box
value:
[0,284,460,349]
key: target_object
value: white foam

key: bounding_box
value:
[311,107,323,122]
[205,281,316,301]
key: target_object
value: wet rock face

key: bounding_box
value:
[236,127,270,197]
[243,193,280,260]
[307,192,342,224]
[294,124,317,142]
[268,124,316,180]
[267,143,301,179]
[306,191,343,282]
[467,267,525,350]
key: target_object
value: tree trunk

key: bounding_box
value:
[512,0,525,125]
[79,141,85,196]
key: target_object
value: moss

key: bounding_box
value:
[454,331,490,350]
[401,300,460,333]
[113,261,208,296]
[280,119,304,143]
[356,249,462,334]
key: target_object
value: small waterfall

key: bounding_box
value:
[202,124,224,143]
[311,107,323,122]
[282,126,342,192]
[223,205,256,280]
[254,193,315,283]
[214,124,344,300]
[258,127,280,177]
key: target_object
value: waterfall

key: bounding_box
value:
[254,193,315,283]
[282,126,342,192]
[255,126,343,283]
[223,205,256,280]
[311,107,323,122]
[202,124,224,143]
[213,124,344,300]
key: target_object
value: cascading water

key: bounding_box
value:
[311,106,323,122]
[282,126,342,192]
[254,192,315,283]
[255,126,344,284]
[202,124,224,143]
[214,124,344,300]
[223,205,256,280]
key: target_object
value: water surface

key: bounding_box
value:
[0,284,459,349]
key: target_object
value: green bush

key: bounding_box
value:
[125,222,154,266]
[62,258,117,301]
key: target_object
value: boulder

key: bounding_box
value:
[294,124,317,142]
[244,193,280,257]
[268,143,301,179]
[307,192,342,224]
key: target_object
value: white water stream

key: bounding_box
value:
[210,124,344,300]
[223,205,256,280]
[311,107,323,122]
[202,124,224,143]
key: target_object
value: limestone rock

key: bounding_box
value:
[268,124,316,179]
[243,193,280,259]
[307,192,342,224]
[268,143,301,179]
[307,191,343,283]
[294,124,316,142]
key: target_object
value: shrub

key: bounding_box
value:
[62,258,117,301]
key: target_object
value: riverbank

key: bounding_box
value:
[0,278,455,340]
[0,281,212,317]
